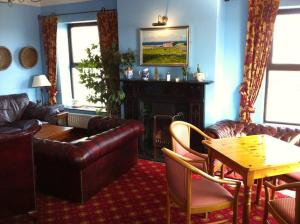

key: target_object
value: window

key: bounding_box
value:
[68,22,102,108]
[264,9,300,126]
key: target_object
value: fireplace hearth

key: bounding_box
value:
[121,79,213,159]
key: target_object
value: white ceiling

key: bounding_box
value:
[0,0,92,7]
[41,0,92,7]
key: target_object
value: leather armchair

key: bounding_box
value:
[0,123,41,221]
[33,117,144,202]
[0,93,64,134]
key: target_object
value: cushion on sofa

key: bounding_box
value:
[0,93,29,125]
[22,101,64,123]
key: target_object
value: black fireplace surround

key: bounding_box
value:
[121,79,213,153]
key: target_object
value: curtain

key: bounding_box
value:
[40,16,58,105]
[97,9,119,52]
[97,9,120,115]
[239,0,280,123]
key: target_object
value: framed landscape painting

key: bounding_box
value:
[140,26,189,66]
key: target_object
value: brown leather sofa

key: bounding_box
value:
[0,93,64,134]
[33,116,144,203]
[0,123,41,221]
[205,119,300,147]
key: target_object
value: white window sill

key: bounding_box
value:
[64,105,106,115]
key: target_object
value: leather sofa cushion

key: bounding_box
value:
[0,126,23,134]
[22,101,64,122]
[0,93,29,125]
[0,119,41,134]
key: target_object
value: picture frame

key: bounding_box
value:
[140,26,189,66]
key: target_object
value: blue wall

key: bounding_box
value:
[0,3,42,101]
[117,0,248,126]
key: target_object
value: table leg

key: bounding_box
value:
[208,151,214,176]
[255,178,263,205]
[243,184,252,224]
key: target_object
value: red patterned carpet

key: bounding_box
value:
[3,159,284,224]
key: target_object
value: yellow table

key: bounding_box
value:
[202,134,300,224]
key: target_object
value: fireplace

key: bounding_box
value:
[121,79,213,158]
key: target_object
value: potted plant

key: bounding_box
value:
[194,64,205,81]
[76,44,134,117]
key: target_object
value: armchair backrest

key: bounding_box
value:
[0,93,29,125]
[0,123,40,218]
[170,121,212,155]
[163,147,192,206]
[164,151,189,204]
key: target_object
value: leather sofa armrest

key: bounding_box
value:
[34,120,144,169]
[22,101,64,124]
[87,116,130,135]
[205,120,241,139]
[33,139,79,166]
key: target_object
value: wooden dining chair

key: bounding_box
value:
[162,147,241,224]
[259,134,300,205]
[264,180,300,224]
[169,120,224,175]
[169,121,212,171]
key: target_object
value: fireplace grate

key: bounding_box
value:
[152,112,184,159]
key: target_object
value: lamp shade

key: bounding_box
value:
[32,74,51,88]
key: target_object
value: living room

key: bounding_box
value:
[1,0,300,223]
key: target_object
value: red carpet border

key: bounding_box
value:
[3,159,284,224]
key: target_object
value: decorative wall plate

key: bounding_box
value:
[19,47,38,68]
[0,46,12,71]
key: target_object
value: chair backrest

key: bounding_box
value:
[162,147,191,205]
[169,121,212,155]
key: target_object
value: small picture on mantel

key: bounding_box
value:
[140,26,189,67]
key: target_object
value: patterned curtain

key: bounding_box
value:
[40,16,58,105]
[97,9,119,52]
[97,9,120,115]
[239,0,280,123]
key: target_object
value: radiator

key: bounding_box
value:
[68,113,95,129]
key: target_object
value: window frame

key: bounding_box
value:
[67,22,98,100]
[263,8,300,126]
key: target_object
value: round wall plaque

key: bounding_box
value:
[19,47,38,68]
[0,46,12,71]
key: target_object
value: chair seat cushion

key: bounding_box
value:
[269,198,295,223]
[191,178,233,209]
[182,152,206,170]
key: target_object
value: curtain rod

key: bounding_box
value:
[40,8,116,17]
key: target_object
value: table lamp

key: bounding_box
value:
[32,74,51,105]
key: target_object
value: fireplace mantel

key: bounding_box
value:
[121,79,213,130]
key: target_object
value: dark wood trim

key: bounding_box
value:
[67,22,97,99]
[268,64,300,70]
[264,8,300,125]
[278,8,300,15]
